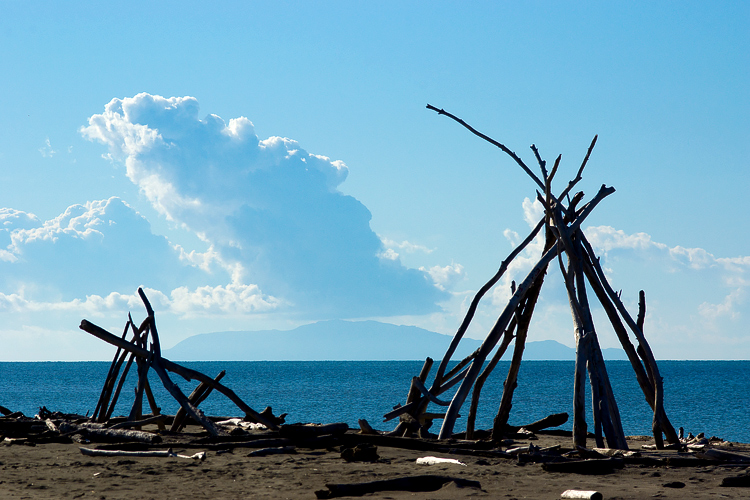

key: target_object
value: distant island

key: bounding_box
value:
[163,319,627,361]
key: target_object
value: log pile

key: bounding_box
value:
[386,105,680,450]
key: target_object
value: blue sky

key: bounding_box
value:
[0,1,748,360]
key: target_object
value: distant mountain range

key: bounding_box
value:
[163,319,628,361]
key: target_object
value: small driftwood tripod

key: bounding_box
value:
[385,105,679,450]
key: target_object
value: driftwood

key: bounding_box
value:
[247,445,296,457]
[438,185,615,440]
[696,448,750,463]
[492,263,548,438]
[512,413,569,433]
[109,414,168,430]
[357,419,378,435]
[205,438,292,451]
[80,312,277,431]
[416,456,466,466]
[279,423,349,439]
[80,447,206,460]
[315,475,482,499]
[59,422,161,444]
[721,474,750,487]
[386,106,678,454]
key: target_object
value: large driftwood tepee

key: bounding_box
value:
[385,105,679,451]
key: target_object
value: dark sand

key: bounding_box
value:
[1,430,748,499]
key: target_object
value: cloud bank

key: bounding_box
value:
[81,93,446,317]
[0,197,278,316]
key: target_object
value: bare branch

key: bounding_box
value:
[426,104,545,190]
[530,144,548,180]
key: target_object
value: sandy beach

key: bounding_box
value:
[2,426,749,500]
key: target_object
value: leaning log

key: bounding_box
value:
[150,357,224,437]
[170,370,226,432]
[579,234,678,445]
[492,264,548,439]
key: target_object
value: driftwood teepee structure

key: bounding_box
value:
[385,105,679,451]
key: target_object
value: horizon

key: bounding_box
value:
[1,2,748,361]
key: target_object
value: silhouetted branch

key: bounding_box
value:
[426,104,545,190]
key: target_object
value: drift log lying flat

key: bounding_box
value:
[315,475,482,499]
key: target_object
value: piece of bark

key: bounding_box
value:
[315,475,482,499]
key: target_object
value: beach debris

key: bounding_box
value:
[592,448,640,458]
[416,456,466,466]
[79,288,279,437]
[641,442,682,451]
[214,418,269,431]
[721,474,750,487]
[79,447,206,460]
[695,448,750,463]
[561,490,603,500]
[279,422,349,439]
[385,107,680,451]
[357,419,378,435]
[314,475,482,499]
[246,445,296,457]
[340,443,379,462]
[662,481,686,488]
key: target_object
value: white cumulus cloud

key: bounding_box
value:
[81,93,446,317]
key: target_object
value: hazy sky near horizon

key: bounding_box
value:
[0,1,748,360]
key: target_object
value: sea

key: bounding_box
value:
[0,360,746,442]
